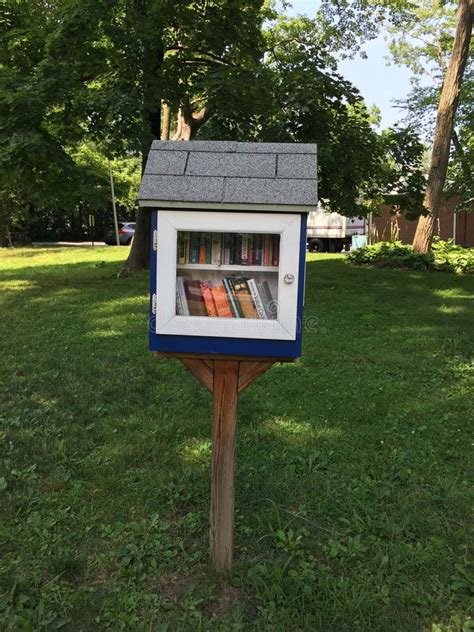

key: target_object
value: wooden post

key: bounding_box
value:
[210,360,239,575]
[155,352,291,574]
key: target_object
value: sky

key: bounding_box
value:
[285,0,415,129]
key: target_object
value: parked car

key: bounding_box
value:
[104,222,136,245]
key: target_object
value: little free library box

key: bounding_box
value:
[138,140,317,573]
[139,140,318,359]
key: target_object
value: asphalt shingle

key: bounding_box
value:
[139,140,317,208]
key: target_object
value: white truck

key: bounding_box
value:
[307,207,366,252]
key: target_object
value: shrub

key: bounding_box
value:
[431,238,474,274]
[347,239,474,274]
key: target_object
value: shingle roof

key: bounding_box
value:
[138,141,317,209]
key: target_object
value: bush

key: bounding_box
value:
[347,239,474,274]
[431,238,474,274]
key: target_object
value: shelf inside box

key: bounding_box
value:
[177,264,279,272]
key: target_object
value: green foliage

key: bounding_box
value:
[203,15,427,218]
[431,238,474,275]
[0,247,473,629]
[347,240,431,270]
[0,0,268,241]
[319,0,473,214]
[348,239,474,274]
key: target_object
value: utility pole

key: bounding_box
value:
[109,161,120,246]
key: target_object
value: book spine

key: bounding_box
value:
[190,232,199,264]
[200,281,218,317]
[241,234,248,265]
[198,233,206,264]
[223,234,231,265]
[176,277,190,316]
[233,234,241,265]
[268,235,273,266]
[254,235,263,266]
[257,280,276,319]
[263,235,270,266]
[247,278,266,319]
[184,232,190,263]
[176,287,183,315]
[223,277,240,318]
[229,234,236,265]
[205,233,212,264]
[177,232,185,264]
[211,285,233,317]
[211,234,221,265]
[234,277,258,319]
[272,235,280,266]
[184,279,207,316]
[226,278,244,317]
[247,235,254,266]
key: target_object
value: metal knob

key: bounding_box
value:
[284,273,295,285]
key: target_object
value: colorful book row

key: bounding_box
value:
[177,232,280,267]
[176,276,277,320]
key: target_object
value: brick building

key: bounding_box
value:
[374,197,474,247]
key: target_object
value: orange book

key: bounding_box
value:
[200,281,218,317]
[199,233,206,264]
[233,278,258,319]
[210,285,233,318]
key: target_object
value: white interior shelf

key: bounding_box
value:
[176,264,279,272]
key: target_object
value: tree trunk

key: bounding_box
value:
[0,205,13,247]
[173,103,212,141]
[161,102,171,140]
[122,101,212,273]
[412,0,473,253]
[121,109,161,274]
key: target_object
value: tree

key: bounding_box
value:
[0,0,268,261]
[404,1,473,252]
[0,2,427,256]
[202,15,426,218]
[318,0,473,251]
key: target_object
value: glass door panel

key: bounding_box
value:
[175,231,280,320]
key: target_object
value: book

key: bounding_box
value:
[211,285,233,317]
[223,234,231,265]
[176,286,184,315]
[200,281,218,317]
[233,277,258,318]
[183,232,190,263]
[253,235,263,266]
[229,234,236,265]
[247,235,254,266]
[190,232,200,264]
[247,278,266,319]
[232,234,241,265]
[198,233,206,264]
[177,232,185,264]
[272,235,280,266]
[257,280,277,319]
[223,277,241,318]
[176,276,190,316]
[184,279,207,316]
[205,233,212,264]
[241,234,249,266]
[263,235,271,266]
[211,234,222,265]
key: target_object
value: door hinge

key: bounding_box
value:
[153,229,158,251]
[151,293,157,315]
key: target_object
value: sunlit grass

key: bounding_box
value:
[0,247,473,631]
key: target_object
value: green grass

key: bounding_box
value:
[0,246,473,631]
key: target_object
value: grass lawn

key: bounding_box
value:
[0,246,473,631]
